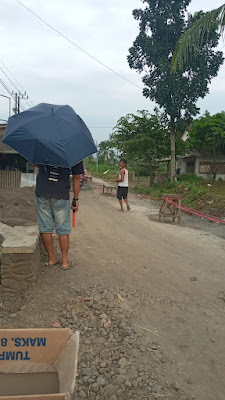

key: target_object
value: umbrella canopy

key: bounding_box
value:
[2,103,97,168]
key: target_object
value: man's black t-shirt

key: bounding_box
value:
[35,161,84,200]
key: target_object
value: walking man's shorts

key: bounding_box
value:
[36,196,71,235]
[117,186,128,200]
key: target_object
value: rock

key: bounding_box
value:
[96,376,106,387]
[9,313,17,318]
[118,367,127,375]
[125,380,132,388]
[109,395,118,400]
[190,276,197,282]
[100,361,107,368]
[107,294,115,302]
[128,348,139,358]
[132,380,139,388]
[82,352,93,362]
[104,383,118,396]
[118,357,129,368]
[82,368,93,378]
[113,374,127,386]
[93,293,102,302]
[151,383,161,393]
[79,389,87,398]
[91,383,99,393]
[127,366,138,380]
[92,304,102,310]
[172,381,180,391]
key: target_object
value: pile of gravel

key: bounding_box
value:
[57,285,189,400]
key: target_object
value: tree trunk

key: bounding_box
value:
[170,120,176,182]
[212,155,218,181]
[149,162,154,186]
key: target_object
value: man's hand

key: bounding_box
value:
[71,199,79,212]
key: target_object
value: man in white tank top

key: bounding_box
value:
[116,159,131,212]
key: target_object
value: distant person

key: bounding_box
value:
[10,159,20,171]
[35,162,84,270]
[116,159,130,212]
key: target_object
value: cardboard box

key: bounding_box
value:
[0,329,79,400]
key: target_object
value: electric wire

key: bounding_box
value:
[0,78,25,112]
[0,59,34,108]
[15,0,143,90]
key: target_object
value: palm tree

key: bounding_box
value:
[172,4,225,72]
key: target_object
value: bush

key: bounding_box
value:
[177,173,204,183]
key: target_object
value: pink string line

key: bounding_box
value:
[163,197,225,224]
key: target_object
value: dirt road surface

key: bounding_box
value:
[1,180,225,400]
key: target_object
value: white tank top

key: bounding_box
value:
[118,168,128,187]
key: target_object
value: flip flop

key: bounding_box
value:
[45,259,60,267]
[61,261,72,271]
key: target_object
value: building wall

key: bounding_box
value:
[178,154,225,180]
[195,155,225,180]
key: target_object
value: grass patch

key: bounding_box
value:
[134,176,225,217]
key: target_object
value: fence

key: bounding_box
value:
[0,170,22,188]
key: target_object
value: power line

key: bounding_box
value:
[0,58,25,93]
[15,0,143,91]
[0,79,14,98]
[0,65,31,110]
[0,65,32,109]
[0,79,25,112]
[0,64,20,92]
[0,59,34,108]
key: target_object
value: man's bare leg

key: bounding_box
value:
[42,233,58,265]
[58,234,70,269]
[119,199,124,211]
[124,198,130,210]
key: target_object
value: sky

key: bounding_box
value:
[0,0,225,144]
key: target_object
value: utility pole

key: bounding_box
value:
[13,92,18,114]
[12,91,29,114]
[18,95,20,114]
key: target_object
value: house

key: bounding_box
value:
[0,123,36,187]
[176,130,225,180]
[176,151,225,180]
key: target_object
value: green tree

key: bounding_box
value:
[111,110,170,184]
[172,4,225,71]
[187,112,225,180]
[128,0,223,181]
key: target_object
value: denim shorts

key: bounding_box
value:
[36,196,71,235]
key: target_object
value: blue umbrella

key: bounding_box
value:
[2,103,97,168]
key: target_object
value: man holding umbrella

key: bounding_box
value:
[35,162,84,270]
[3,103,97,270]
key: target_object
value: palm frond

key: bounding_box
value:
[172,4,225,73]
